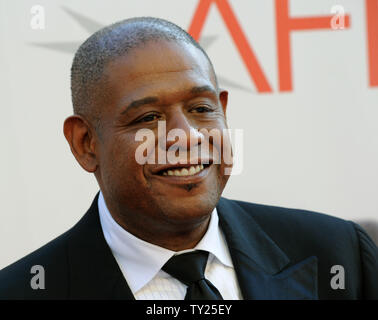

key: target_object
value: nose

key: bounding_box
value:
[164,111,204,151]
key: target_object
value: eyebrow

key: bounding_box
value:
[120,85,217,115]
[121,96,159,115]
[190,85,217,96]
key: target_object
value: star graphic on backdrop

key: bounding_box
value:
[31,7,252,93]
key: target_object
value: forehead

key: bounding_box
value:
[102,40,216,107]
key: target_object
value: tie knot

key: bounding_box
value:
[162,250,209,286]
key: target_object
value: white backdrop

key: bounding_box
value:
[1,0,377,269]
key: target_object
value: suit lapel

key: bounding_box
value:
[217,197,318,300]
[66,193,134,299]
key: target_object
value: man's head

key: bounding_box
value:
[64,17,231,248]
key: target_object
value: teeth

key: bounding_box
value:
[188,166,196,175]
[161,165,206,177]
[181,168,189,176]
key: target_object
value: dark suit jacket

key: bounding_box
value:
[0,194,377,299]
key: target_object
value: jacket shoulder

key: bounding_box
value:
[219,198,362,271]
[227,198,356,241]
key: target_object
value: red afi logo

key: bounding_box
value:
[188,0,378,92]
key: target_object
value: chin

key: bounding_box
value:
[156,190,220,223]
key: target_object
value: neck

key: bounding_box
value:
[113,213,211,251]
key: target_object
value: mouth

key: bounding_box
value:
[150,161,213,184]
[159,164,210,177]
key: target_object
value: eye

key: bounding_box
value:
[137,113,161,123]
[191,105,213,113]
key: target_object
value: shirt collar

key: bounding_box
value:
[98,191,233,293]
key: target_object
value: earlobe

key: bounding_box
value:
[63,115,98,173]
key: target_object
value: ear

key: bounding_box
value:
[63,115,98,173]
[219,89,228,116]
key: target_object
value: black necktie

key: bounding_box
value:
[162,250,224,300]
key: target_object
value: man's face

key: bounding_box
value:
[95,40,230,231]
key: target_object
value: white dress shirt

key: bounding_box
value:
[98,191,242,300]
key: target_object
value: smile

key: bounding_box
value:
[161,164,205,177]
[151,163,213,185]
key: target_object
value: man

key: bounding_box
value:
[0,17,377,300]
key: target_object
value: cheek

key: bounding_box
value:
[203,120,229,163]
[101,135,146,191]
